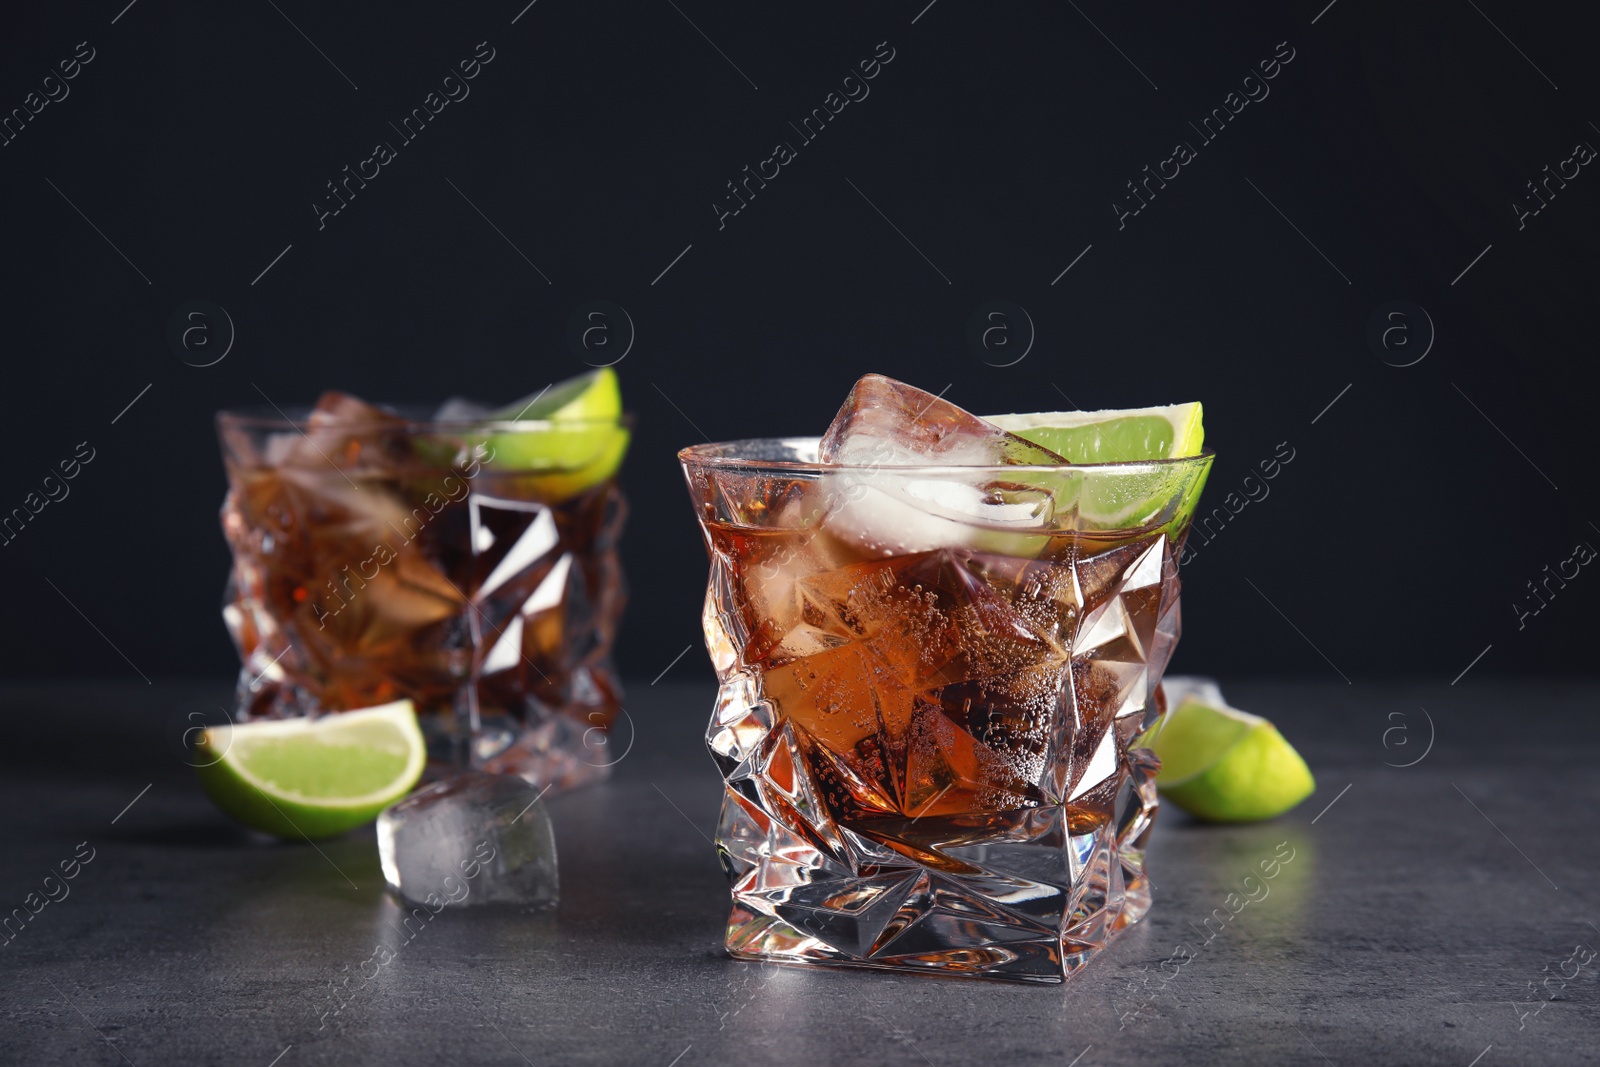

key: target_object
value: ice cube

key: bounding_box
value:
[1159,675,1227,710]
[377,771,558,909]
[433,397,491,422]
[816,375,1064,555]
[263,391,408,473]
[818,375,1063,467]
[307,389,401,425]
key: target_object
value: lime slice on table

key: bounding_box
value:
[483,367,628,500]
[1139,699,1315,822]
[987,403,1208,529]
[194,701,427,839]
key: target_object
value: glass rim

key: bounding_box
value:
[679,436,1216,474]
[216,408,633,433]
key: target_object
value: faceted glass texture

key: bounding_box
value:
[681,438,1211,983]
[217,397,627,791]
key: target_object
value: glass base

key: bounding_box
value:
[715,774,1157,984]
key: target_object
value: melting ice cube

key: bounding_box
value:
[377,771,558,909]
[816,375,1065,555]
[1159,675,1228,711]
[432,397,492,422]
[260,390,407,473]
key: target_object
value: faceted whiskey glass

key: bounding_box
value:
[217,405,628,791]
[681,438,1211,982]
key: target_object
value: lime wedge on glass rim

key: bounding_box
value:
[987,402,1208,529]
[989,402,1205,464]
[481,367,628,500]
[193,701,427,839]
[1139,699,1316,822]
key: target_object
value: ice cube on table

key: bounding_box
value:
[377,771,558,909]
[816,375,1066,555]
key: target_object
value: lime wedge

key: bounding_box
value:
[988,402,1204,463]
[984,404,1208,531]
[1140,699,1315,822]
[194,701,427,839]
[482,368,628,500]
[493,366,622,425]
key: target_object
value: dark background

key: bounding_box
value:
[1,0,1594,687]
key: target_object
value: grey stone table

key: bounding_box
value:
[2,679,1596,1066]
